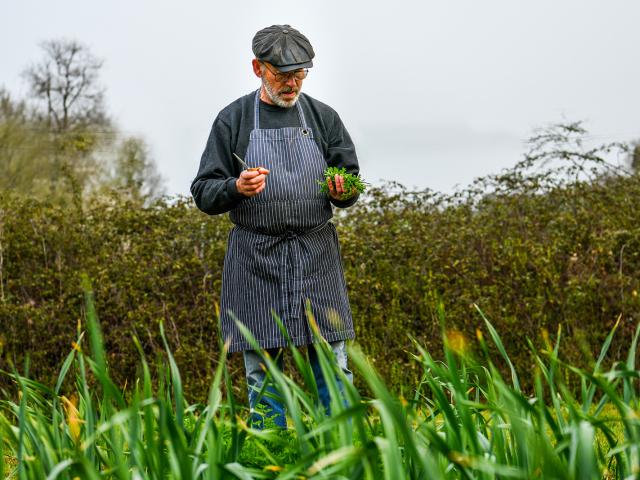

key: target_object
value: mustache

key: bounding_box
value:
[278,87,299,94]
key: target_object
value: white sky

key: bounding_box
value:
[2,0,639,195]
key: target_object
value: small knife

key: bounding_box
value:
[233,152,261,171]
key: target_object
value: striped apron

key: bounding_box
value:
[220,90,355,353]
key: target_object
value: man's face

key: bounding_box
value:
[258,61,306,108]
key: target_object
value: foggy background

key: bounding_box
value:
[2,0,639,195]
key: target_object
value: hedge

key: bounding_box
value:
[1,126,639,400]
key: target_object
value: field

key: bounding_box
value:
[1,287,639,479]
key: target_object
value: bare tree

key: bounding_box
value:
[23,39,108,133]
[19,39,113,202]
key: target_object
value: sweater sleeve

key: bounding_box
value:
[325,111,360,209]
[190,115,246,215]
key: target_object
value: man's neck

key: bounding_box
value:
[260,86,275,105]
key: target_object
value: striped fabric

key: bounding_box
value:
[221,90,355,353]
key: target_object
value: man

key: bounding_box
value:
[191,24,360,428]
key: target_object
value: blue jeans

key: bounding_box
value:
[243,340,352,428]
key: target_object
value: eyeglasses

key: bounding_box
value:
[262,62,309,82]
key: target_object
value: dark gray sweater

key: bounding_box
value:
[190,90,360,215]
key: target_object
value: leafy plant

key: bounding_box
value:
[1,291,639,479]
[318,166,368,199]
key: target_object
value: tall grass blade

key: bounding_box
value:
[569,421,598,480]
[349,345,433,477]
[0,428,5,480]
[53,347,76,395]
[193,340,229,475]
[623,323,640,404]
[76,349,96,465]
[81,275,106,374]
[474,304,521,391]
[159,321,184,430]
[44,458,75,480]
[583,315,621,410]
[16,358,29,480]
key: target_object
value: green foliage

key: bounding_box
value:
[0,88,110,204]
[318,166,368,199]
[0,89,75,201]
[0,122,638,402]
[0,192,231,401]
[0,296,639,478]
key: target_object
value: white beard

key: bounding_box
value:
[262,77,300,108]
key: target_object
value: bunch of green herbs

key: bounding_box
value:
[318,166,368,200]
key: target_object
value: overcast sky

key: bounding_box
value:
[2,0,639,195]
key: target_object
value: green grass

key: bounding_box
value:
[0,288,639,478]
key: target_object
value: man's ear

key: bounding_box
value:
[252,59,263,78]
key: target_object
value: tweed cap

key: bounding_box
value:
[252,24,314,72]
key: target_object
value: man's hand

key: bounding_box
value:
[327,175,356,201]
[236,168,270,197]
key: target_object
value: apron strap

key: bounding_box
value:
[253,89,261,130]
[253,88,309,130]
[295,97,308,130]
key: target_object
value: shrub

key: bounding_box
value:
[0,122,638,399]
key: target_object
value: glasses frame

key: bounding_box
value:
[261,62,309,82]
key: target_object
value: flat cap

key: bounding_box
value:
[252,24,314,72]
